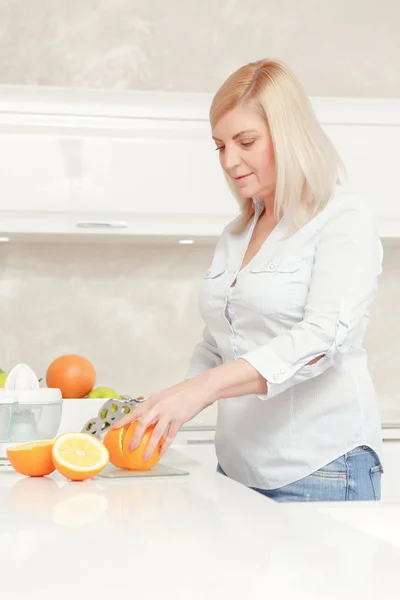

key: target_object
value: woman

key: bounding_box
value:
[113,59,384,502]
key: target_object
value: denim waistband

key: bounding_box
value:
[346,445,373,457]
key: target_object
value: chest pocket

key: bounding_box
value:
[204,264,227,279]
[200,261,228,313]
[246,254,308,316]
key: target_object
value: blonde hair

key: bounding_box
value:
[210,59,346,234]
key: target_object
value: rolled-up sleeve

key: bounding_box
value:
[242,207,383,400]
[185,325,223,380]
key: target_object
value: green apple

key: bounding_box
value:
[0,372,8,387]
[87,386,121,400]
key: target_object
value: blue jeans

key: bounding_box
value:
[217,446,383,502]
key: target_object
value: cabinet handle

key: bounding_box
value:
[76,221,129,229]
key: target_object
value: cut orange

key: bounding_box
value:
[52,433,109,481]
[122,422,164,471]
[7,440,55,477]
[104,422,164,471]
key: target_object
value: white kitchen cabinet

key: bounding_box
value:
[0,134,70,213]
[0,86,399,240]
[173,441,217,470]
[0,86,237,239]
[324,123,400,236]
[69,128,234,217]
[173,428,217,470]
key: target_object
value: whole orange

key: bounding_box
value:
[46,355,96,398]
[7,440,55,477]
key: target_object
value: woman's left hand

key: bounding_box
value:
[111,377,216,460]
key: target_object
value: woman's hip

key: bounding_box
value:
[217,446,383,503]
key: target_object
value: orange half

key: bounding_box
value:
[52,433,109,481]
[7,440,55,477]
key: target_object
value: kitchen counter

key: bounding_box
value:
[1,450,400,600]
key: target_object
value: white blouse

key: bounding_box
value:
[185,184,383,489]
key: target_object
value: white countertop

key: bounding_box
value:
[1,450,400,600]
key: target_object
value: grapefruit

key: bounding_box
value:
[46,355,96,398]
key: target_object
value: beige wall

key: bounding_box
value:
[0,242,213,398]
[0,0,399,96]
[0,241,398,410]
